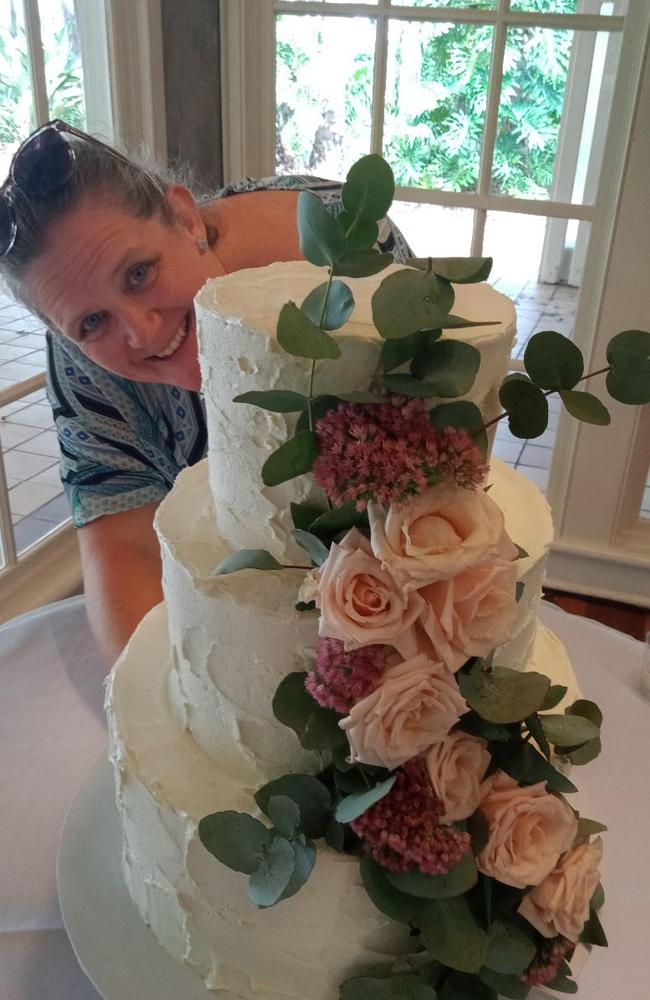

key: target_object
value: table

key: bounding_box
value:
[0,596,648,1000]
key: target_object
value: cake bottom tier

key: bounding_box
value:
[106,603,581,1000]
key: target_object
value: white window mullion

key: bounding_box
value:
[22,0,49,125]
[369,0,389,157]
[0,452,18,570]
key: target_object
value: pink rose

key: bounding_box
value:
[369,484,518,592]
[477,772,578,889]
[426,731,491,822]
[519,838,603,942]
[340,653,469,770]
[316,528,423,658]
[418,558,519,671]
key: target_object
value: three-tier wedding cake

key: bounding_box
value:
[105,260,591,998]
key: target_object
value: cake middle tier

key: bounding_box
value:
[156,457,574,785]
[195,261,516,563]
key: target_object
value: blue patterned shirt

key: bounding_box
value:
[46,175,412,526]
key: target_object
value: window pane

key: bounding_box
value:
[389,201,474,256]
[0,0,32,174]
[38,0,86,128]
[390,1,494,8]
[282,1,378,4]
[511,1,627,13]
[383,19,493,191]
[492,26,621,200]
[640,467,650,520]
[1,386,67,557]
[276,14,375,178]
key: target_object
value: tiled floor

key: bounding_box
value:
[0,276,649,557]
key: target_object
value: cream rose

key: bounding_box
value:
[340,653,469,770]
[369,484,518,591]
[316,528,423,658]
[426,731,491,822]
[418,558,519,671]
[519,838,603,942]
[477,772,578,889]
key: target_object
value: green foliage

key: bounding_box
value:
[301,280,355,331]
[272,671,346,751]
[407,257,493,284]
[484,918,536,975]
[524,331,583,390]
[341,974,437,1000]
[359,856,423,923]
[418,896,489,973]
[499,374,549,439]
[292,528,330,566]
[458,664,550,724]
[198,811,270,873]
[559,389,610,425]
[261,430,320,487]
[335,776,396,824]
[277,302,342,360]
[214,549,284,575]
[606,330,650,405]
[386,851,478,900]
[233,390,308,413]
[372,269,455,339]
[255,774,332,840]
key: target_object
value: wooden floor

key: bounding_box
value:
[543,588,650,642]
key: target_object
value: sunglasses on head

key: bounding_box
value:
[0,119,160,258]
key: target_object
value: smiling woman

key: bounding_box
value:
[0,121,412,663]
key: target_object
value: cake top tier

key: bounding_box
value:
[196,260,517,563]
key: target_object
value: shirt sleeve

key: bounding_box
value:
[45,333,201,527]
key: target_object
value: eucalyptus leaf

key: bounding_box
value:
[418,896,489,973]
[579,906,608,947]
[340,974,437,1000]
[565,735,601,766]
[214,549,284,575]
[429,400,488,457]
[591,882,605,911]
[248,836,296,908]
[544,973,578,994]
[342,153,395,221]
[606,329,650,405]
[273,671,346,751]
[408,339,481,397]
[337,391,387,404]
[501,743,577,793]
[266,795,301,839]
[372,268,456,340]
[297,191,345,266]
[332,248,393,278]
[325,818,346,851]
[360,856,423,923]
[295,394,340,433]
[301,280,355,331]
[478,968,530,1000]
[406,256,493,284]
[499,374,549,439]
[233,389,308,413]
[381,329,432,372]
[309,502,369,538]
[409,329,443,379]
[383,374,441,399]
[577,817,607,838]
[198,811,270,873]
[336,211,379,250]
[540,713,600,747]
[292,528,330,566]
[540,684,568,711]
[484,918,536,975]
[525,713,551,760]
[290,501,327,532]
[458,665,550,724]
[386,851,477,899]
[277,302,341,360]
[262,431,319,487]
[567,699,603,728]
[559,389,610,425]
[335,776,396,823]
[278,838,316,902]
[524,331,583,390]
[255,773,332,839]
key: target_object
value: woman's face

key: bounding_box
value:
[25,187,225,390]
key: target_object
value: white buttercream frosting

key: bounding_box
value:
[196,261,516,563]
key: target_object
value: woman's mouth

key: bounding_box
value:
[155,313,190,359]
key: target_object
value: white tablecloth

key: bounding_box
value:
[0,596,648,1000]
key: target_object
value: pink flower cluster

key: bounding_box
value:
[350,758,471,875]
[313,397,486,511]
[521,936,575,988]
[305,638,388,714]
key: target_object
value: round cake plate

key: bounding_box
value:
[57,753,242,1000]
[58,753,585,1000]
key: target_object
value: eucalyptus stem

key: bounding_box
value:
[480,363,612,434]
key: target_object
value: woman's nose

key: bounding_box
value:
[121,306,161,349]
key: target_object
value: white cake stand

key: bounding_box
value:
[57,753,241,1000]
[58,753,584,1000]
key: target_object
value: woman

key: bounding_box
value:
[0,121,411,664]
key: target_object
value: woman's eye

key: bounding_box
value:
[128,261,152,288]
[80,312,105,337]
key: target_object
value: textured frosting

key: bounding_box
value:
[106,603,580,1000]
[156,457,555,782]
[196,261,516,564]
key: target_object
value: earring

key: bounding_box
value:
[197,237,209,253]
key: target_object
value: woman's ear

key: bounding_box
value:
[164,185,204,236]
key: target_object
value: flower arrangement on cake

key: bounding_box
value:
[197,155,649,999]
